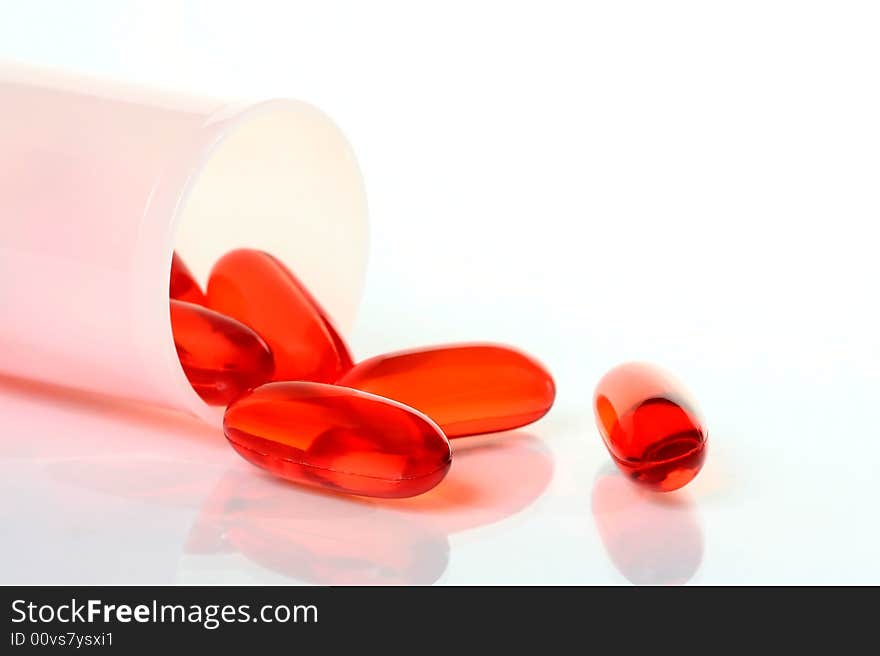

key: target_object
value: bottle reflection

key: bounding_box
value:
[591,465,703,585]
[47,457,221,510]
[186,432,554,584]
[0,372,221,462]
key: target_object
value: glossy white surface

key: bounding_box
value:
[1,1,879,584]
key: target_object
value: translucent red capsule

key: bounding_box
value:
[206,249,353,383]
[170,299,274,405]
[223,382,452,498]
[336,343,555,438]
[169,252,207,305]
[593,362,707,492]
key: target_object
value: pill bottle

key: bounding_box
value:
[0,62,369,424]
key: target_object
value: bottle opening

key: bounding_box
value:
[167,101,368,422]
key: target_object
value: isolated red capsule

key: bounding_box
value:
[336,343,555,438]
[170,300,274,405]
[593,362,707,492]
[169,252,207,305]
[223,382,452,498]
[206,249,353,383]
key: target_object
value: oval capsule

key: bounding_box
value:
[593,362,707,492]
[206,249,353,383]
[223,382,453,498]
[170,300,274,405]
[336,343,555,438]
[169,252,207,305]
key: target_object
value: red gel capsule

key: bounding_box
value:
[593,362,707,492]
[223,382,452,498]
[206,249,353,383]
[336,343,556,438]
[169,252,207,305]
[170,300,274,405]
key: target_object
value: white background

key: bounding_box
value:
[1,1,878,584]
